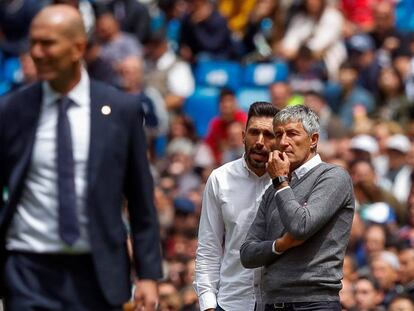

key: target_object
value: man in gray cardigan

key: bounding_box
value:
[240,105,354,310]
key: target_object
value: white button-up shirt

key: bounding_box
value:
[194,157,271,311]
[7,68,91,253]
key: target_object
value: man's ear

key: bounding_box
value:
[310,132,319,150]
[242,130,246,144]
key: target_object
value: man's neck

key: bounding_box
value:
[49,66,82,95]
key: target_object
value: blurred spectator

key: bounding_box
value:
[242,0,285,61]
[370,251,405,308]
[354,276,385,311]
[384,134,412,204]
[327,61,375,128]
[357,224,388,273]
[369,1,406,58]
[158,280,184,311]
[344,254,359,282]
[145,30,195,112]
[372,120,404,178]
[340,278,357,311]
[399,183,414,248]
[179,0,234,62]
[204,87,247,165]
[96,0,151,44]
[0,0,41,56]
[289,46,327,94]
[164,138,201,196]
[350,159,404,226]
[340,0,374,38]
[94,11,142,87]
[269,81,303,110]
[388,294,414,311]
[278,0,346,79]
[157,0,189,51]
[349,134,379,164]
[221,121,244,164]
[392,39,414,104]
[304,90,347,141]
[375,66,414,126]
[11,50,37,89]
[398,247,414,299]
[217,0,256,37]
[118,55,169,139]
[347,32,382,96]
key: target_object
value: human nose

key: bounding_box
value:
[30,42,43,60]
[279,133,289,147]
[255,133,264,147]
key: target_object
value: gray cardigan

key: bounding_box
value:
[240,162,354,303]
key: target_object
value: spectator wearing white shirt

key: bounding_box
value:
[145,30,195,112]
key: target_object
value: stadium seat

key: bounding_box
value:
[236,87,271,112]
[3,57,22,84]
[194,60,242,90]
[242,61,289,87]
[184,86,219,138]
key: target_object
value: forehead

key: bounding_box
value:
[273,120,305,132]
[246,116,274,130]
[30,16,68,39]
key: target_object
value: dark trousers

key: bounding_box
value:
[3,251,122,311]
[264,301,341,311]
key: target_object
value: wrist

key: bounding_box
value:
[272,176,289,189]
[273,239,284,255]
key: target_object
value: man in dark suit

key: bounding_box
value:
[0,4,162,311]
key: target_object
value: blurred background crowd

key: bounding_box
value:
[1,0,414,310]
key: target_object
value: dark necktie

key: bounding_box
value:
[56,97,80,245]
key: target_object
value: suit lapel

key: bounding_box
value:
[87,80,110,192]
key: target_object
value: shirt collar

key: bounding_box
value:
[292,154,322,180]
[42,67,90,107]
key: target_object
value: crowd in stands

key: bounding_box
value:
[1,0,414,310]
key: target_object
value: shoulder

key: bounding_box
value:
[209,158,243,179]
[0,82,41,113]
[320,162,352,183]
[91,79,138,109]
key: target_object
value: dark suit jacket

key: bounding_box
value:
[0,80,163,305]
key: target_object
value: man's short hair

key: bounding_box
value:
[219,87,236,101]
[246,102,279,127]
[357,275,381,291]
[273,105,320,136]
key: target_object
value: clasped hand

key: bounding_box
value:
[267,151,290,179]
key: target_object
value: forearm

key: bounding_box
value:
[240,239,276,268]
[275,169,352,239]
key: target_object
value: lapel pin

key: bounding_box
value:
[101,105,111,115]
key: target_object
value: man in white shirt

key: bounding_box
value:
[194,102,282,311]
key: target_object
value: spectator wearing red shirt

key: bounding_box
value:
[204,88,247,165]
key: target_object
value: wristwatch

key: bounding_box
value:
[272,176,289,188]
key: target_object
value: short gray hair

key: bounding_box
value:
[273,105,320,136]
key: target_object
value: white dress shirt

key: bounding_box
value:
[7,68,91,253]
[194,157,271,311]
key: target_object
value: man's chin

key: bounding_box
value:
[247,158,266,169]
